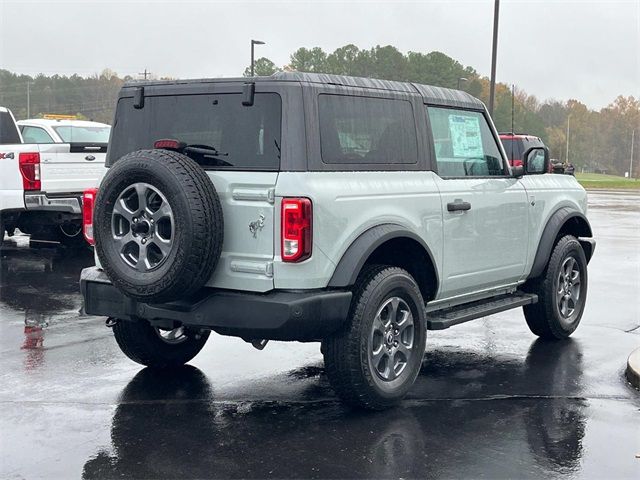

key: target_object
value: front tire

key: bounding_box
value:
[112,319,210,368]
[524,235,588,339]
[322,266,427,410]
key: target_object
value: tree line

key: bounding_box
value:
[1,44,637,175]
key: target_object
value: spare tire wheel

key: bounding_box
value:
[94,149,223,303]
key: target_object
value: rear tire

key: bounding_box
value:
[524,235,588,339]
[322,265,427,410]
[112,319,210,368]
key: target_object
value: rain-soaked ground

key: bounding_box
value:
[0,190,638,479]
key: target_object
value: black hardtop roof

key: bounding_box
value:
[123,71,484,110]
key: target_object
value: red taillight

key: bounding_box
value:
[83,188,98,246]
[154,139,185,150]
[512,159,523,167]
[18,152,41,191]
[281,197,312,263]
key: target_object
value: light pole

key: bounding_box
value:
[26,82,31,118]
[488,0,500,116]
[565,114,571,164]
[457,77,468,90]
[250,40,265,77]
[630,129,635,178]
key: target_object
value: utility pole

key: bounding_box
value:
[566,114,571,164]
[250,39,265,77]
[26,82,31,118]
[488,0,500,116]
[138,68,150,80]
[511,84,515,134]
[630,129,635,178]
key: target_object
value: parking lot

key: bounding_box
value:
[0,190,638,479]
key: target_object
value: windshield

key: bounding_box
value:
[107,92,282,170]
[53,125,111,144]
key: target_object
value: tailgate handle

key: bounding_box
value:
[447,200,471,212]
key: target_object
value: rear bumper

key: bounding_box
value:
[25,192,82,214]
[80,267,352,341]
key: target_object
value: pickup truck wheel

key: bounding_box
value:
[322,266,427,410]
[112,319,210,368]
[524,235,588,339]
[94,149,223,303]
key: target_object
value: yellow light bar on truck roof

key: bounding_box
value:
[42,114,77,120]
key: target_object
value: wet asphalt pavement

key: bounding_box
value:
[1,190,639,479]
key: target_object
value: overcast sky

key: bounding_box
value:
[1,0,638,109]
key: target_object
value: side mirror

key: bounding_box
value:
[523,146,549,175]
[511,165,525,178]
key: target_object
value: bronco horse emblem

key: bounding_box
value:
[249,213,265,238]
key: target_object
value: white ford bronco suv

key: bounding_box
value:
[81,73,595,409]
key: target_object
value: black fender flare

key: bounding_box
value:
[528,207,594,280]
[328,223,439,289]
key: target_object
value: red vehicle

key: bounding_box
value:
[499,133,546,167]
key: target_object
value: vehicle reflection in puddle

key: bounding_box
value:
[82,339,587,479]
[21,311,49,369]
[0,237,94,370]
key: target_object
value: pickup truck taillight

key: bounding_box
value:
[281,198,312,263]
[18,152,41,191]
[83,188,98,246]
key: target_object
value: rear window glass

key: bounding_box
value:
[108,93,282,170]
[0,111,21,144]
[318,94,418,165]
[54,125,111,144]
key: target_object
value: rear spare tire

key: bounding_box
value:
[94,149,223,303]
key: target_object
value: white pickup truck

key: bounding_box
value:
[0,107,109,246]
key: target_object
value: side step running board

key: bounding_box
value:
[427,292,538,330]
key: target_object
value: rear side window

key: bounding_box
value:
[21,126,55,144]
[108,93,282,170]
[318,94,418,165]
[0,111,21,144]
[427,107,505,177]
[54,125,110,144]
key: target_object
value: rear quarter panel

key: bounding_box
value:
[273,171,443,289]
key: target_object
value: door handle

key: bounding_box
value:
[447,200,471,212]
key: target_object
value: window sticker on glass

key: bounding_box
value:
[448,114,484,158]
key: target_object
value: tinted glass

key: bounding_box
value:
[108,93,281,170]
[53,125,111,143]
[501,137,544,161]
[0,111,21,144]
[318,94,418,165]
[21,126,55,144]
[500,138,523,161]
[427,107,505,177]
